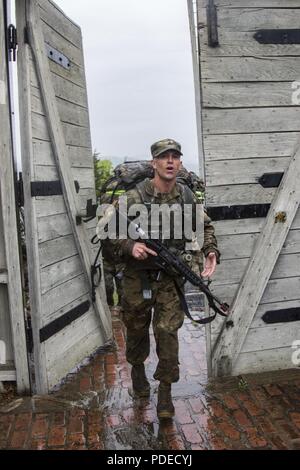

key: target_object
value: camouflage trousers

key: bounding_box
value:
[121,270,185,384]
[103,261,123,307]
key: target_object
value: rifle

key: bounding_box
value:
[128,217,230,325]
[96,204,230,324]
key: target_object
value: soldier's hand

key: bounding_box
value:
[132,242,157,260]
[201,252,217,278]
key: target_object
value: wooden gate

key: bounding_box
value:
[0,0,30,393]
[16,0,112,393]
[194,0,300,377]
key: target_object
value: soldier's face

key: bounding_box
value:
[152,151,182,181]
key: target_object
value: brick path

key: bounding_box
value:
[1,308,300,450]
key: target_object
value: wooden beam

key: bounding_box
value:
[212,137,300,376]
[0,0,30,393]
[26,0,111,343]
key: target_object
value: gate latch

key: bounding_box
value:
[7,24,18,62]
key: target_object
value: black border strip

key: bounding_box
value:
[254,29,300,44]
[263,307,300,324]
[206,204,271,221]
[40,300,90,343]
[31,181,63,197]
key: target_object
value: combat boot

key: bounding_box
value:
[131,364,150,398]
[157,382,175,419]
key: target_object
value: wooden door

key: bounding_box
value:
[196,0,300,377]
[0,0,30,393]
[16,0,112,393]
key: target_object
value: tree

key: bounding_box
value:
[93,151,113,198]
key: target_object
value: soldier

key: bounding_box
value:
[103,139,219,419]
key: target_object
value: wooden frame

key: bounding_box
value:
[0,0,30,393]
[212,142,300,375]
[26,0,111,342]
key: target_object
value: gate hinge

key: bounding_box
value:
[206,0,219,47]
[17,173,24,207]
[7,24,18,62]
[25,316,33,354]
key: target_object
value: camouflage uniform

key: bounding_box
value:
[104,178,220,384]
[103,259,123,307]
[99,181,124,307]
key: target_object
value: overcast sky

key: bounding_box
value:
[51,0,199,171]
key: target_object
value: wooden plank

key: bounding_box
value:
[202,57,300,83]
[202,82,298,108]
[0,270,8,284]
[0,1,30,393]
[30,60,88,108]
[200,31,300,58]
[212,129,300,376]
[31,85,89,127]
[17,0,48,393]
[242,324,300,353]
[35,196,66,218]
[37,213,72,243]
[32,112,91,148]
[0,286,14,361]
[27,0,111,344]
[34,165,94,189]
[212,277,300,308]
[204,132,300,161]
[206,157,289,186]
[41,20,84,68]
[203,0,300,8]
[206,184,275,206]
[203,108,300,135]
[41,274,89,322]
[33,139,93,167]
[214,209,300,236]
[48,56,86,89]
[0,369,17,382]
[211,298,300,346]
[45,311,104,389]
[216,7,300,31]
[252,299,300,329]
[213,253,300,286]
[41,255,83,294]
[232,347,297,376]
[188,0,205,179]
[218,229,300,260]
[39,234,77,268]
[38,0,82,48]
[43,292,90,327]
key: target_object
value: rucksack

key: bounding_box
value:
[99,161,205,204]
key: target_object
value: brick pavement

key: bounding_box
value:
[0,308,300,450]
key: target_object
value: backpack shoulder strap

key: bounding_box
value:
[177,182,195,206]
[135,180,152,204]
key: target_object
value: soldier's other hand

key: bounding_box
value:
[201,252,217,278]
[132,242,157,260]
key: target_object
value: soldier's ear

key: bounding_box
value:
[152,159,157,170]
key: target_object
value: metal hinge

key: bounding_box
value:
[206,0,219,47]
[7,24,18,62]
[25,316,33,354]
[17,173,24,207]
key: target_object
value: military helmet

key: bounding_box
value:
[151,138,183,159]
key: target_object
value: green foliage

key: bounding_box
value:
[93,151,113,198]
[238,377,249,391]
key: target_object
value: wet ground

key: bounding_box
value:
[1,302,300,450]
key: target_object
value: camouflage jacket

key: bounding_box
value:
[102,178,220,271]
